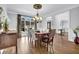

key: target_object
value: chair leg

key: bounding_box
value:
[52,40,53,45]
[16,45,17,54]
[31,40,33,47]
[35,40,37,47]
[52,39,54,54]
[47,43,48,51]
[40,40,42,47]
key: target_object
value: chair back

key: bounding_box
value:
[31,30,37,40]
[49,29,56,40]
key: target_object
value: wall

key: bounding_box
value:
[37,17,47,31]
[0,5,9,23]
[37,16,56,32]
[70,7,79,29]
[0,5,17,31]
[0,5,12,32]
[55,11,70,34]
[68,7,79,42]
[7,13,17,31]
[37,11,70,33]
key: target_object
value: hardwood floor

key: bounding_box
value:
[0,46,16,54]
[53,34,79,54]
[17,36,48,54]
[17,33,79,54]
[1,33,79,54]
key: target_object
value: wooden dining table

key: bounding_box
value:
[35,32,50,46]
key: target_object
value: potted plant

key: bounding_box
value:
[73,26,79,44]
[0,21,2,30]
[3,19,8,32]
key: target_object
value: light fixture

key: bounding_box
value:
[33,4,42,22]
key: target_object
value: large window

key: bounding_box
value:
[21,16,34,31]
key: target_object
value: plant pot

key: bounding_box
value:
[74,36,79,44]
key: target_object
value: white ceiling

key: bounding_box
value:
[4,4,79,16]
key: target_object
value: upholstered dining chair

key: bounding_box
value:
[41,29,56,52]
[31,30,38,47]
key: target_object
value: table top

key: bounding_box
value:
[35,32,50,35]
[0,30,17,35]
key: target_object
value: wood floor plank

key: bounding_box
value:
[1,33,79,54]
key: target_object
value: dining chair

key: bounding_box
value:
[41,29,56,52]
[31,30,38,47]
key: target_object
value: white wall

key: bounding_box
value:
[37,11,70,33]
[68,7,79,42]
[70,7,79,29]
[0,5,12,32]
[7,13,17,31]
[0,5,17,31]
[0,5,9,23]
[37,16,56,32]
[55,11,70,33]
[37,17,46,31]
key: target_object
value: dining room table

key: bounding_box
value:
[35,32,50,47]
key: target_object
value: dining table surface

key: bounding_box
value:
[35,32,50,35]
[35,32,50,40]
[35,32,50,46]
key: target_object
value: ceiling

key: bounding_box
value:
[4,4,79,16]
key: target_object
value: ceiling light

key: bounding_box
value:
[33,4,42,23]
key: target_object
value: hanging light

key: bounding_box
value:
[33,4,42,22]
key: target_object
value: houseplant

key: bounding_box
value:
[3,19,9,32]
[73,26,79,44]
[0,21,2,30]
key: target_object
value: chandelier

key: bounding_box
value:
[33,4,42,22]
